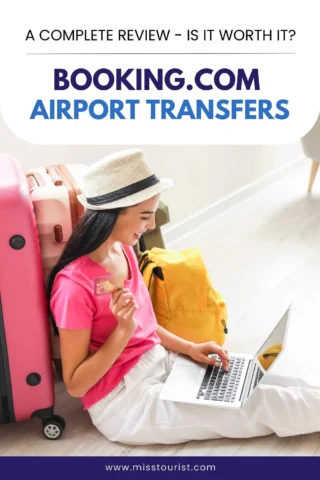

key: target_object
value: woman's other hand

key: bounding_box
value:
[110,288,138,334]
[187,341,229,372]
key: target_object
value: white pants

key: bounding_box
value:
[88,344,320,445]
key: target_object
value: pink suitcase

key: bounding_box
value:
[26,164,88,281]
[0,154,65,439]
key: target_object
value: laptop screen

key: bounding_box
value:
[254,306,291,372]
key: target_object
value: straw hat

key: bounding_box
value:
[77,149,173,210]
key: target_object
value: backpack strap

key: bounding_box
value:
[141,260,157,290]
[140,257,154,275]
[139,256,164,290]
[138,250,150,268]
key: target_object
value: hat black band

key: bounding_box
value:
[86,174,160,206]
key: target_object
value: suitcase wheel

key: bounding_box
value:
[42,415,66,440]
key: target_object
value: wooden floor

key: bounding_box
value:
[2,159,320,456]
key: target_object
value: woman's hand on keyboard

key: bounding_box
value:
[187,342,230,372]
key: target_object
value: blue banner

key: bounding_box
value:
[0,457,319,479]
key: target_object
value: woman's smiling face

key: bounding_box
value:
[111,194,160,246]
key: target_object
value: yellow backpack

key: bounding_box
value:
[258,344,282,371]
[139,247,228,345]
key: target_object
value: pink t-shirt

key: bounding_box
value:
[50,244,160,410]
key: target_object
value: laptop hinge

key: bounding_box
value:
[239,359,253,405]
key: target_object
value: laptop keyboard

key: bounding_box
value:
[253,367,264,389]
[196,357,246,403]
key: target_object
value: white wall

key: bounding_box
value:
[0,111,304,227]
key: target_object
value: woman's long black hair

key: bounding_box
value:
[46,208,122,333]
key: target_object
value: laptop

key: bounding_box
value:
[160,304,292,409]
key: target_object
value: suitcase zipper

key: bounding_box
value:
[221,319,228,334]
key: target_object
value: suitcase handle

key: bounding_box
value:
[54,165,84,227]
[26,172,45,191]
[46,166,63,186]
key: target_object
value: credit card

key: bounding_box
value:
[94,274,125,295]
